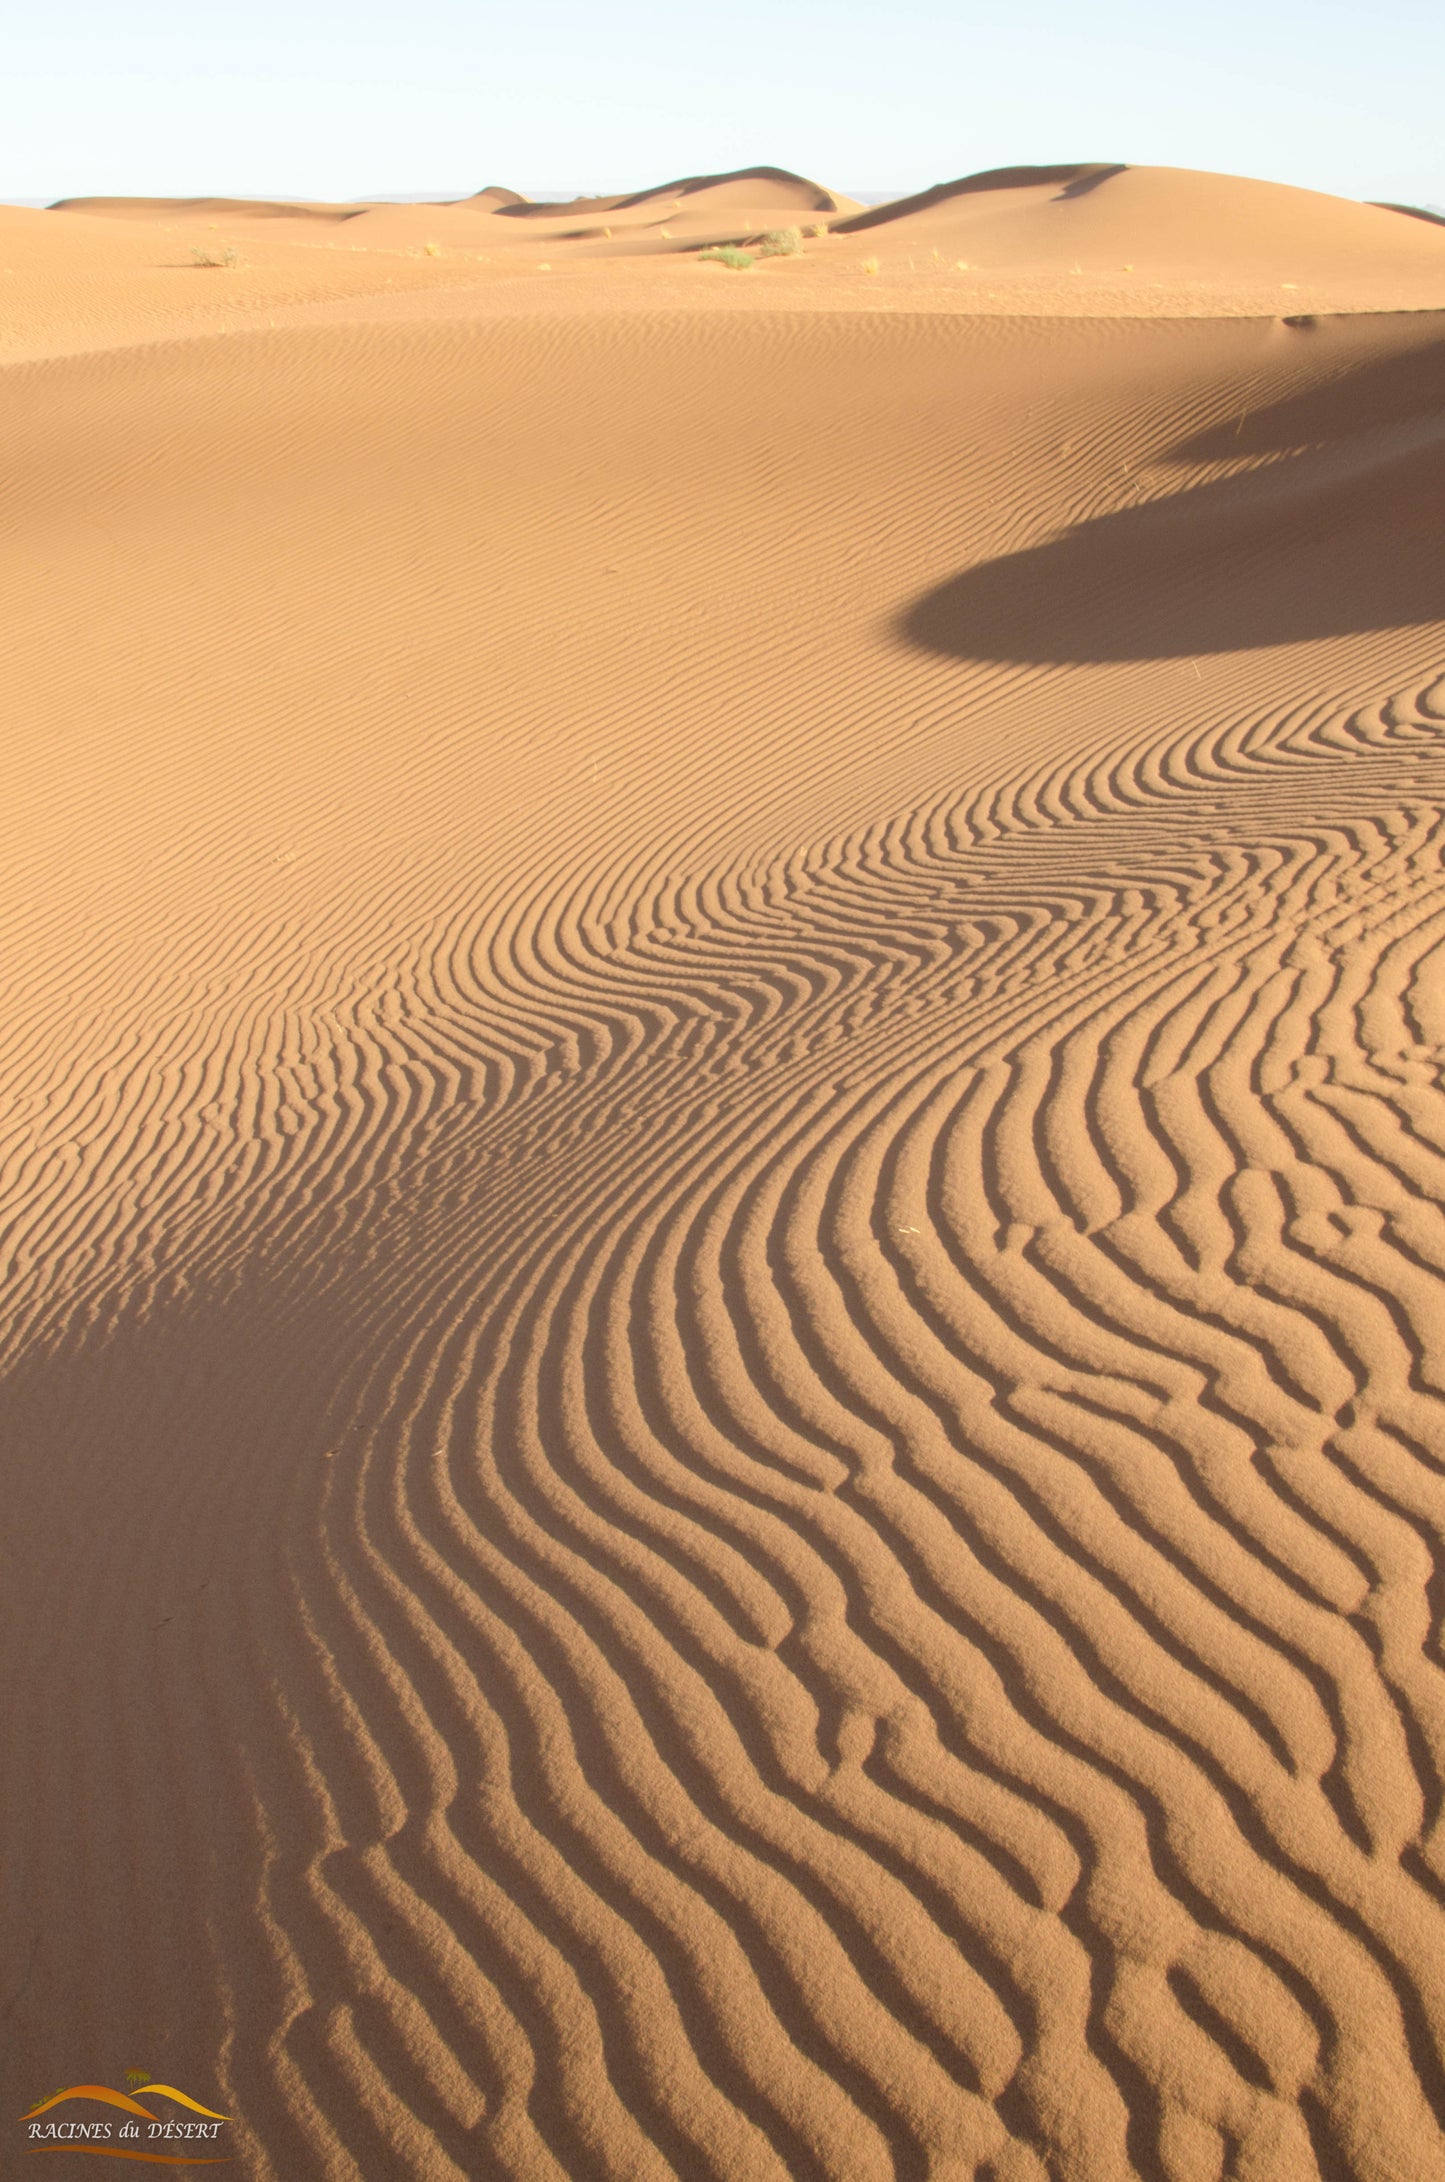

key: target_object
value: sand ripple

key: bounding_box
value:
[4,300,1445,2181]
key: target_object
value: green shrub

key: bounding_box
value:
[757,227,803,256]
[699,245,755,270]
[191,244,240,268]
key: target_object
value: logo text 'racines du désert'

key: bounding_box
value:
[20,2073,231,2163]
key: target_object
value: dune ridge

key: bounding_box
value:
[828,163,1445,296]
[7,162,1441,374]
[3,203,1445,2181]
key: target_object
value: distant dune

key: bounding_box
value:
[833,160,1445,286]
[612,164,853,213]
[29,160,1445,336]
[48,193,365,220]
[4,160,1445,2182]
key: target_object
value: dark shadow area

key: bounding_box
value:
[832,164,1127,234]
[1171,333,1445,463]
[493,193,621,216]
[613,165,843,213]
[494,167,843,219]
[1371,201,1445,229]
[899,336,1445,663]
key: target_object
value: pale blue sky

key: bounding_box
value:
[4,0,1441,209]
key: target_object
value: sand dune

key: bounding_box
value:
[611,165,855,214]
[4,165,1445,2182]
[1374,202,1445,229]
[833,162,1445,293]
[906,330,1445,661]
[49,194,366,221]
[17,162,1443,371]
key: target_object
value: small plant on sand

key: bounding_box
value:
[423,239,442,257]
[862,255,880,275]
[191,243,240,268]
[699,244,754,270]
[802,222,826,238]
[757,226,803,256]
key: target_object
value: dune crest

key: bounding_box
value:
[831,161,1129,228]
[830,160,1445,290]
[48,193,365,221]
[613,164,853,213]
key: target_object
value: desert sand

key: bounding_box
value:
[3,161,1445,2180]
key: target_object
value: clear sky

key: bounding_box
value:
[3,0,1441,210]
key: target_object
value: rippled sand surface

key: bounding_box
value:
[5,164,1445,2181]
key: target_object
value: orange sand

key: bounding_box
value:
[3,161,1445,2182]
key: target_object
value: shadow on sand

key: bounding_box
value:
[899,335,1445,663]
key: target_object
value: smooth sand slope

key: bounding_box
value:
[4,164,1445,2182]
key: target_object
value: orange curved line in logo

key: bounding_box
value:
[126,2089,228,2122]
[20,2090,157,2121]
[19,2088,228,2125]
[26,2149,230,2164]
